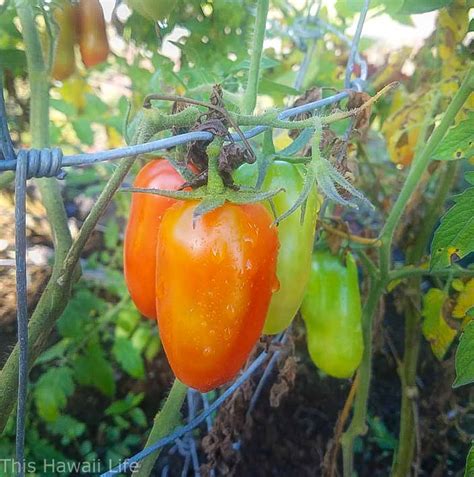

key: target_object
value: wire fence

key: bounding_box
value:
[0,1,370,475]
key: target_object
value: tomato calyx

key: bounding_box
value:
[124,139,283,221]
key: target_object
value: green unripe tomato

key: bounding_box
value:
[234,160,319,335]
[301,250,363,378]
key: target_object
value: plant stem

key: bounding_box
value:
[392,301,420,477]
[133,379,188,476]
[392,161,458,477]
[205,139,225,195]
[341,280,383,477]
[242,0,269,114]
[14,0,72,260]
[389,265,474,282]
[379,66,474,279]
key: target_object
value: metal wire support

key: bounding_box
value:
[1,75,27,477]
[345,0,370,89]
[14,153,28,477]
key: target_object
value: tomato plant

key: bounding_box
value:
[155,201,279,391]
[124,159,188,320]
[1,0,474,475]
[301,250,363,379]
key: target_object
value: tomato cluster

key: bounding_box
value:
[52,0,109,81]
[124,159,364,390]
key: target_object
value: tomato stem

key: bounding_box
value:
[206,138,225,195]
[133,379,188,477]
[341,280,384,477]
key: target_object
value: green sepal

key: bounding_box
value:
[165,155,195,182]
[274,162,316,225]
[262,129,275,155]
[123,187,205,200]
[315,156,373,210]
[226,187,284,204]
[193,195,226,220]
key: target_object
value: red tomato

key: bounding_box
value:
[155,201,279,392]
[77,0,109,68]
[124,159,187,319]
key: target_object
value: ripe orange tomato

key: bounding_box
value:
[155,201,279,392]
[124,159,187,319]
[77,0,109,68]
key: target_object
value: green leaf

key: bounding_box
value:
[113,337,145,379]
[465,444,474,477]
[432,114,474,161]
[74,341,116,397]
[453,321,474,388]
[50,98,76,117]
[398,0,452,14]
[72,118,94,146]
[131,324,152,352]
[105,393,144,416]
[130,407,147,427]
[83,94,109,117]
[0,49,26,73]
[430,187,474,269]
[144,334,161,362]
[422,288,457,360]
[46,415,86,445]
[259,78,299,100]
[367,415,397,450]
[36,340,69,365]
[469,18,474,33]
[116,307,141,336]
[33,367,75,422]
[58,287,105,338]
